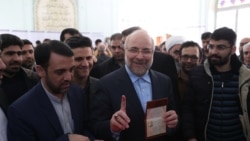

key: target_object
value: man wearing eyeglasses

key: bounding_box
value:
[90,29,178,141]
[178,41,202,102]
[182,27,250,141]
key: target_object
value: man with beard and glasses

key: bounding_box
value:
[7,40,95,141]
[0,34,39,113]
[178,41,202,103]
[182,27,250,141]
[90,29,178,141]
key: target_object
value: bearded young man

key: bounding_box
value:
[0,34,39,113]
[182,27,250,141]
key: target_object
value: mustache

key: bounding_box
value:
[208,54,221,59]
[10,61,22,65]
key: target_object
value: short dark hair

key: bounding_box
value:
[110,33,122,41]
[22,39,33,47]
[43,38,51,43]
[201,32,212,40]
[66,36,93,49]
[211,27,236,46]
[35,40,73,69]
[36,40,41,44]
[60,28,81,42]
[121,26,141,37]
[0,34,23,50]
[180,41,202,58]
[95,39,102,46]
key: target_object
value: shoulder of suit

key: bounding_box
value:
[21,67,40,81]
[150,69,169,78]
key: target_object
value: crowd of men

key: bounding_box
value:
[0,26,250,141]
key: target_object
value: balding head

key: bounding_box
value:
[240,37,250,48]
[124,30,154,50]
[124,29,155,76]
[239,37,250,61]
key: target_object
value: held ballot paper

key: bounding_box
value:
[145,98,168,140]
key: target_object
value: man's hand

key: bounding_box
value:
[110,95,130,132]
[163,110,178,128]
[68,134,90,141]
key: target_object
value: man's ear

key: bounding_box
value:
[35,65,45,78]
[231,46,236,55]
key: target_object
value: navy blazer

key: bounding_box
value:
[7,81,92,141]
[90,67,176,141]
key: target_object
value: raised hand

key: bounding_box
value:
[110,95,131,132]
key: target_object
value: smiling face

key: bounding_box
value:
[37,52,75,95]
[124,30,154,76]
[179,46,201,74]
[72,47,94,80]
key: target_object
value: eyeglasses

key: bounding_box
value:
[181,55,199,62]
[110,45,123,50]
[207,44,231,51]
[126,47,153,55]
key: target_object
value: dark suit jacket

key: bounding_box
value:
[7,81,92,141]
[91,52,180,110]
[84,76,99,113]
[90,57,121,79]
[151,52,180,113]
[90,67,176,141]
[1,67,39,114]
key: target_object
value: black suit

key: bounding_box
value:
[151,52,180,111]
[90,67,176,141]
[90,57,120,78]
[8,82,93,141]
[91,51,180,114]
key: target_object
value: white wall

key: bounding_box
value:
[0,0,214,44]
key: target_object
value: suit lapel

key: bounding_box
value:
[117,68,145,118]
[150,70,163,100]
[37,82,64,135]
[68,87,81,132]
